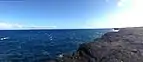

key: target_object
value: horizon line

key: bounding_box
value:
[0,28,113,30]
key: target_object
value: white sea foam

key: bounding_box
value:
[0,37,9,40]
[112,28,120,32]
[49,36,53,40]
[58,54,63,58]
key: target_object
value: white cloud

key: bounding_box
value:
[117,0,128,7]
[106,0,127,7]
[0,22,57,30]
[117,1,123,7]
[27,25,57,29]
[0,22,23,29]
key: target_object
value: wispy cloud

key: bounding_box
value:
[117,0,124,7]
[26,25,57,29]
[105,0,126,7]
[117,0,128,7]
[0,22,23,29]
[0,22,57,30]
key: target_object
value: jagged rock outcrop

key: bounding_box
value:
[50,27,143,62]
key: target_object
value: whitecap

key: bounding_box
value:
[0,37,9,40]
[58,54,63,58]
[49,36,53,40]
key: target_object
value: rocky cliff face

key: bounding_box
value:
[50,27,143,62]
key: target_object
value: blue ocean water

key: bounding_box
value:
[0,29,110,62]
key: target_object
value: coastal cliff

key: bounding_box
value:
[50,27,143,62]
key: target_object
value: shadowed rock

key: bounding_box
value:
[58,27,143,62]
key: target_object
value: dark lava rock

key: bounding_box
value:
[58,27,143,62]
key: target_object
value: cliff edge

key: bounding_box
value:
[50,27,143,62]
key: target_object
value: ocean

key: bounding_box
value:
[0,29,110,62]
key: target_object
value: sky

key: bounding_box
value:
[0,0,142,29]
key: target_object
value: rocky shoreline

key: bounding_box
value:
[48,27,143,62]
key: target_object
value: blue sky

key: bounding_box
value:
[0,0,142,29]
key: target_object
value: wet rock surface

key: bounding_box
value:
[49,27,143,62]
